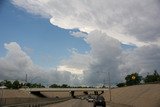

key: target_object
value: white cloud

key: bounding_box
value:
[83,31,122,85]
[119,45,160,76]
[58,31,160,85]
[0,42,80,85]
[1,39,160,85]
[57,48,91,75]
[57,65,83,74]
[58,31,122,85]
[0,42,34,80]
[12,0,160,46]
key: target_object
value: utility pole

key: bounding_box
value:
[25,74,28,89]
[108,72,112,102]
[25,74,28,83]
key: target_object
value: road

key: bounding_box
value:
[43,99,94,107]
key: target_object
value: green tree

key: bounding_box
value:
[23,82,44,88]
[153,70,160,81]
[61,84,70,88]
[144,70,160,83]
[117,82,126,87]
[12,80,20,89]
[4,80,12,89]
[125,73,142,86]
[49,84,60,88]
[25,83,32,88]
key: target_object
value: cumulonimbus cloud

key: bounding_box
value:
[12,0,160,46]
[58,31,160,85]
[8,0,160,85]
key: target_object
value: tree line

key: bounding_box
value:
[49,84,93,88]
[1,70,159,89]
[117,70,160,87]
[0,80,45,89]
[0,80,91,89]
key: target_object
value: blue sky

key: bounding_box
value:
[0,1,89,68]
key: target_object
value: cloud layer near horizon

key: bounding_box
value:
[0,42,81,85]
[1,34,160,85]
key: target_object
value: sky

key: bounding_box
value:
[0,0,160,86]
[0,0,89,68]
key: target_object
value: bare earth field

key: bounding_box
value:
[104,84,160,107]
[0,89,37,98]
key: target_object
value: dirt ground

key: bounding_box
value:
[104,84,160,107]
[0,89,37,98]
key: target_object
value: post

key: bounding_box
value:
[0,87,4,106]
[108,72,112,102]
[25,74,28,89]
[25,74,28,83]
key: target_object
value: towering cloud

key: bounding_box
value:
[83,31,122,85]
[9,0,160,85]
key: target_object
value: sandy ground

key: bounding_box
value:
[104,84,160,107]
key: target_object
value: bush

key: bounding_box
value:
[144,70,160,83]
[117,83,125,87]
